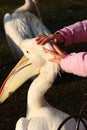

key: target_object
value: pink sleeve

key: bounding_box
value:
[56,20,87,46]
[60,52,87,77]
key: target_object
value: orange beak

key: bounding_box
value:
[0,56,40,103]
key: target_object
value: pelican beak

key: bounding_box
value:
[0,56,40,103]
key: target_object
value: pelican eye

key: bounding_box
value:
[26,50,30,54]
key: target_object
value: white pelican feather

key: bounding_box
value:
[4,0,50,60]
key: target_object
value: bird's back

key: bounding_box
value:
[4,11,50,60]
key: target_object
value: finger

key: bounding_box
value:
[44,48,58,57]
[36,35,47,41]
[36,37,48,44]
[48,58,60,64]
[40,37,52,45]
[36,34,55,45]
[52,44,64,55]
[37,36,52,45]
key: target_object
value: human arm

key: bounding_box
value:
[36,20,87,46]
[57,20,87,46]
[45,44,87,77]
[60,52,87,77]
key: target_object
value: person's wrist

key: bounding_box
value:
[54,33,65,44]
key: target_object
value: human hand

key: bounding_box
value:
[36,33,64,45]
[44,43,67,64]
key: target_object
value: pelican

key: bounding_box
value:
[0,0,87,130]
[4,0,50,60]
[1,0,50,101]
[0,38,86,130]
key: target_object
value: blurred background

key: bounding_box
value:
[0,0,87,130]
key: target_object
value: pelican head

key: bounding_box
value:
[0,38,59,103]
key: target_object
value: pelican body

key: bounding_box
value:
[4,0,50,60]
[0,0,87,130]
